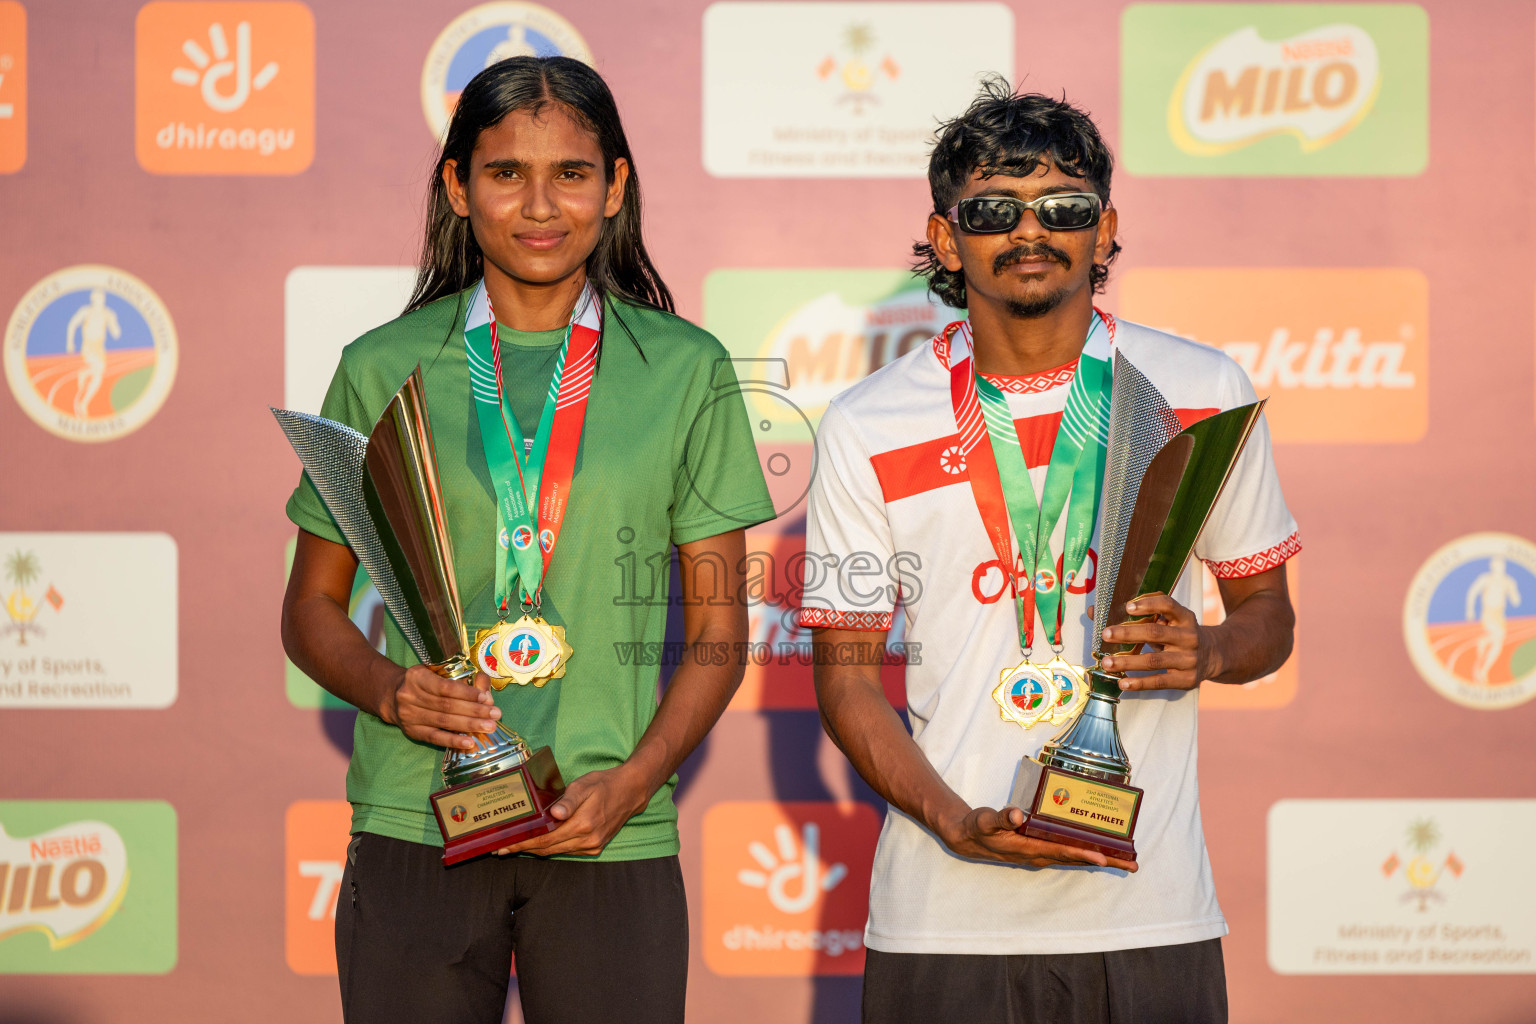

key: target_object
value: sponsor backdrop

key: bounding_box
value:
[0,1,1533,1021]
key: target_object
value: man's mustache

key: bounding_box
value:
[993,243,1072,275]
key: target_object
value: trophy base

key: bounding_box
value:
[430,746,566,866]
[1009,756,1141,863]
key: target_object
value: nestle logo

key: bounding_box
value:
[30,833,102,861]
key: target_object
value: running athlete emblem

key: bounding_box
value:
[1403,533,1536,709]
[4,266,178,442]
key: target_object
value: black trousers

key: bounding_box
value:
[336,833,688,1024]
[862,938,1227,1024]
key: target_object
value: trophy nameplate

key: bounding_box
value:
[1010,750,1142,861]
[431,745,566,865]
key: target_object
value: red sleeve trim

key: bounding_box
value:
[1203,531,1301,579]
[796,608,894,630]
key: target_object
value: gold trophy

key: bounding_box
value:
[1008,355,1265,862]
[274,368,565,866]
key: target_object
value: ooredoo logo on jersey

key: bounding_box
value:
[1121,4,1427,176]
[0,801,177,974]
[4,265,177,442]
[135,1,314,174]
[1404,533,1536,711]
[421,3,592,139]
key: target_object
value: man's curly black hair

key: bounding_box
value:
[914,77,1122,309]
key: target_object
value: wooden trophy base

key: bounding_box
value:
[431,746,566,866]
[1009,757,1141,863]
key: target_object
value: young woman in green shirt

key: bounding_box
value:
[282,56,774,1024]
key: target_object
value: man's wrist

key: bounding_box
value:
[927,799,972,850]
[1198,623,1228,682]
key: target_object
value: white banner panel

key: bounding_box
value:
[0,533,178,708]
[702,2,1013,177]
[283,266,415,414]
[1268,799,1536,973]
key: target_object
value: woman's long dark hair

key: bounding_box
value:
[404,56,674,324]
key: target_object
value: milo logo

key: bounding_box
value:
[1171,24,1378,155]
[0,801,176,973]
[0,820,128,950]
[1120,4,1428,177]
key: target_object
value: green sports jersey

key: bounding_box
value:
[286,286,776,860]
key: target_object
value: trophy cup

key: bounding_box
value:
[274,367,566,866]
[1009,355,1265,862]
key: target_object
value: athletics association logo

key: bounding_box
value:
[1052,787,1070,806]
[1003,672,1050,718]
[503,627,541,668]
[2,548,62,646]
[1404,533,1536,710]
[4,266,177,442]
[135,2,315,174]
[421,2,592,138]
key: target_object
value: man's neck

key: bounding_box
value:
[967,288,1096,377]
[483,262,588,332]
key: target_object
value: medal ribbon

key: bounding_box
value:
[464,281,600,614]
[946,313,1113,651]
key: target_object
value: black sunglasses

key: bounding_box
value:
[947,193,1103,234]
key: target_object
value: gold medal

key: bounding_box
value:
[1042,653,1088,726]
[473,623,510,678]
[992,659,1060,729]
[485,614,573,689]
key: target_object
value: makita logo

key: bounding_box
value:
[1223,328,1415,390]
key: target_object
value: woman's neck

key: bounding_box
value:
[483,262,588,332]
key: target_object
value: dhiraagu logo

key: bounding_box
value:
[1121,4,1427,176]
[0,801,176,974]
[703,801,879,976]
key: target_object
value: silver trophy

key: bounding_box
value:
[275,368,565,864]
[1009,354,1265,862]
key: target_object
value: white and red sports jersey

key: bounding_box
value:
[799,314,1299,955]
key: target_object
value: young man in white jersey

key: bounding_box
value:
[802,79,1298,1023]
